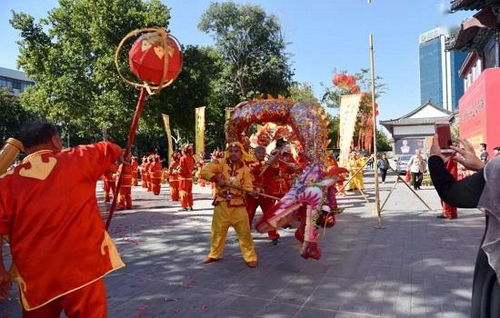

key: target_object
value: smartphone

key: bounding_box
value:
[435,123,453,153]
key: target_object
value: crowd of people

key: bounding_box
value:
[3,119,500,316]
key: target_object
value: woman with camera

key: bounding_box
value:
[428,135,499,317]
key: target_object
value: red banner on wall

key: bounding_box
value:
[459,68,500,155]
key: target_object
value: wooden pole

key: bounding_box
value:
[105,88,148,230]
[369,34,382,227]
[224,183,280,201]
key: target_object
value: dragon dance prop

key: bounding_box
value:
[0,138,24,175]
[105,27,183,230]
[225,97,339,260]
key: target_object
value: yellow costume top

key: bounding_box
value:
[200,158,253,207]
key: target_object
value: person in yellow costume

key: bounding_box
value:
[200,142,258,268]
[347,152,365,191]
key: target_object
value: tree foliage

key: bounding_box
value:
[376,130,392,152]
[0,89,37,142]
[10,0,295,154]
[11,0,171,148]
[289,82,319,103]
[199,2,293,102]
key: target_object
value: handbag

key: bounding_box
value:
[405,171,411,182]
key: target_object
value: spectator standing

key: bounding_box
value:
[407,149,426,190]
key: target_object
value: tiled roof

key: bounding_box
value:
[0,67,33,82]
[451,0,500,11]
[380,116,450,126]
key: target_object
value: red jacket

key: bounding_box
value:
[0,142,125,310]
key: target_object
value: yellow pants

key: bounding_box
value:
[347,173,364,190]
[208,201,257,262]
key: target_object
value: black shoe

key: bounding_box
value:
[436,215,447,219]
[272,239,279,245]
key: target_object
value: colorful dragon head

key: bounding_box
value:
[226,98,337,260]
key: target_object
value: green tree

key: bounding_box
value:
[289,82,319,103]
[10,0,171,147]
[198,2,293,102]
[0,88,37,142]
[376,130,392,152]
[150,45,225,153]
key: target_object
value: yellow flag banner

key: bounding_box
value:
[224,107,234,140]
[339,94,362,167]
[195,106,206,158]
[161,114,174,166]
[225,107,234,123]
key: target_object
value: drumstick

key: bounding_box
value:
[224,183,280,201]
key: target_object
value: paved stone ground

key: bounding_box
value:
[0,171,485,317]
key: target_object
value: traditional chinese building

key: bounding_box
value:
[380,102,452,156]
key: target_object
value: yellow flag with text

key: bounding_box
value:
[161,114,173,165]
[339,94,362,167]
[195,106,206,158]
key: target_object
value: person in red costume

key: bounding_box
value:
[196,152,206,187]
[179,144,196,211]
[246,146,280,244]
[266,141,301,230]
[0,121,124,317]
[149,155,163,195]
[118,161,133,210]
[140,156,148,189]
[326,155,348,196]
[102,164,117,203]
[145,156,154,192]
[437,156,458,219]
[167,153,181,201]
[131,156,139,186]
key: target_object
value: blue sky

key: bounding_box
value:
[0,0,472,122]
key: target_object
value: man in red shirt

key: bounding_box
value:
[167,153,181,201]
[179,144,196,211]
[149,155,163,195]
[102,166,117,203]
[246,146,280,244]
[131,156,139,186]
[0,121,125,317]
[118,162,133,210]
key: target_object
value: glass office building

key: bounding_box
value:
[419,28,467,111]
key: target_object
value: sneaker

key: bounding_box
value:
[203,257,220,264]
[246,261,258,268]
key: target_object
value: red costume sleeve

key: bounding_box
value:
[79,141,122,180]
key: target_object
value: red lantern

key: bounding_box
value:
[128,31,183,85]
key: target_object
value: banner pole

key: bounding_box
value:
[369,34,382,227]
